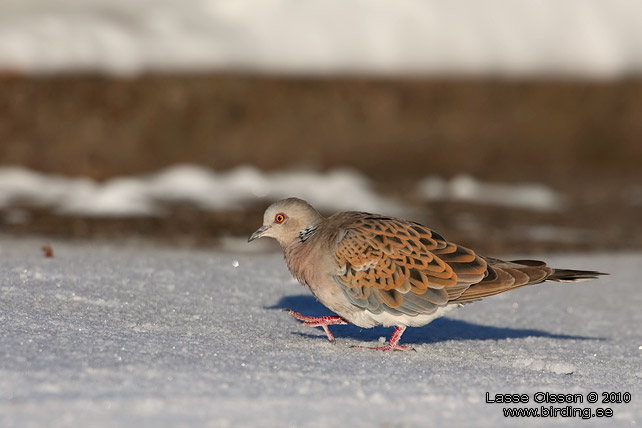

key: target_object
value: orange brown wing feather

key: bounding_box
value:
[332,215,488,315]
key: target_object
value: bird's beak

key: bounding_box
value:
[248,225,271,242]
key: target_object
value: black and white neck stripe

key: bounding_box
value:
[298,225,318,242]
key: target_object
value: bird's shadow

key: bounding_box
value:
[267,295,603,344]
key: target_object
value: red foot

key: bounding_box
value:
[284,309,348,342]
[357,326,414,352]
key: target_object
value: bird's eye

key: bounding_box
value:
[274,213,287,224]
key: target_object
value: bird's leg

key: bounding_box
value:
[284,309,348,342]
[361,326,414,351]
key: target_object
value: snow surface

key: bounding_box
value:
[1,0,642,77]
[1,236,640,427]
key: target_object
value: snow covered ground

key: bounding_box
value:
[1,0,641,77]
[1,237,640,427]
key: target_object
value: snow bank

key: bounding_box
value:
[0,0,641,77]
[0,165,400,216]
[418,175,565,211]
[0,165,570,218]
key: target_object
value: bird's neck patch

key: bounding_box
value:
[298,225,318,242]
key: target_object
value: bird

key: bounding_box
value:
[248,197,606,351]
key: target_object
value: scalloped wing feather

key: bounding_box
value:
[332,215,488,316]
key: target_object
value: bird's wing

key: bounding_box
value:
[332,215,488,316]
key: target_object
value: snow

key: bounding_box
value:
[0,165,573,219]
[418,175,565,211]
[0,165,401,217]
[1,236,640,427]
[1,0,641,77]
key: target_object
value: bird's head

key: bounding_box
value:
[248,198,323,247]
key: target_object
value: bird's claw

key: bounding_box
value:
[282,309,347,341]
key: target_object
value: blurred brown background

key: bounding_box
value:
[2,1,642,253]
[2,75,641,182]
[2,74,641,253]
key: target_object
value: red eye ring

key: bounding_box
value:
[274,213,287,224]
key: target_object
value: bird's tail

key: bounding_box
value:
[548,268,608,283]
